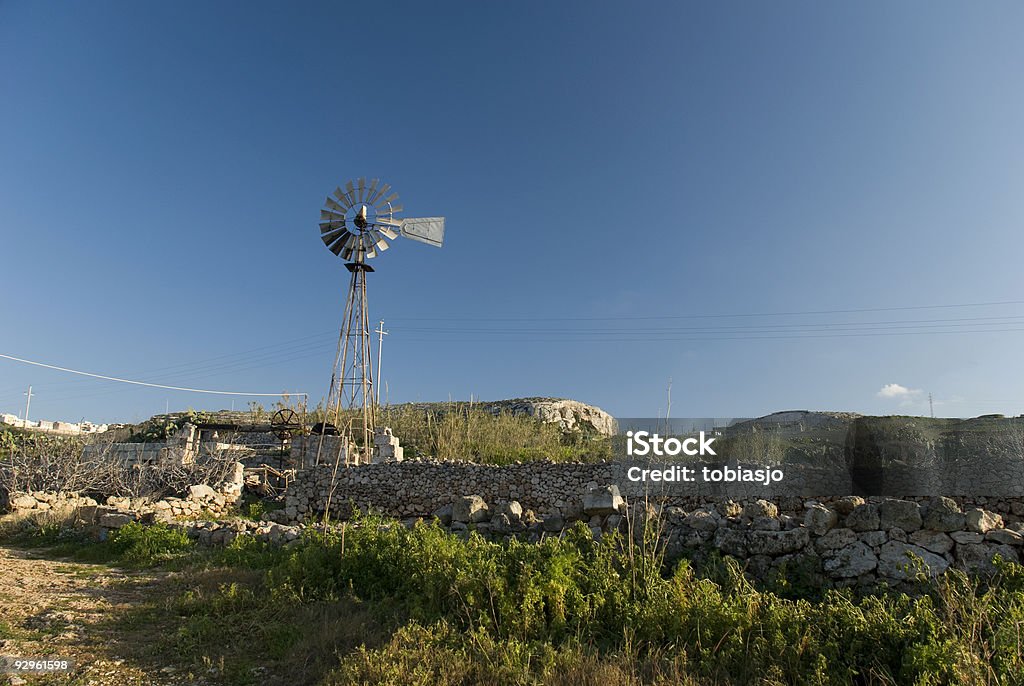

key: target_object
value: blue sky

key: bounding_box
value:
[2,1,1023,424]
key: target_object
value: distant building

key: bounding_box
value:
[0,413,108,434]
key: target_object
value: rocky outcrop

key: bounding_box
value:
[482,398,617,436]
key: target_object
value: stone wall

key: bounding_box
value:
[284,461,616,521]
[282,460,1024,522]
[279,460,1024,586]
[2,462,246,523]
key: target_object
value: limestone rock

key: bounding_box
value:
[965,508,1003,534]
[583,485,624,516]
[432,504,453,526]
[878,541,948,579]
[717,500,742,518]
[752,516,781,531]
[188,484,217,502]
[490,513,513,534]
[99,512,135,528]
[956,543,1020,574]
[496,501,524,522]
[686,508,719,533]
[747,528,809,556]
[542,514,565,532]
[908,530,954,554]
[452,495,489,524]
[804,504,838,535]
[10,494,37,510]
[743,499,778,520]
[834,495,865,515]
[714,528,748,558]
[985,528,1023,546]
[845,503,880,531]
[922,497,965,532]
[859,530,887,547]
[879,499,922,532]
[950,530,984,544]
[484,398,617,436]
[815,527,857,552]
[823,542,878,578]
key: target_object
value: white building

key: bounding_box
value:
[0,413,108,434]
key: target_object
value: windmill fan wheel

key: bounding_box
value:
[270,408,299,440]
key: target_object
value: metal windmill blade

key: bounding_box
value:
[321,227,349,248]
[367,182,390,206]
[328,232,358,256]
[321,209,345,222]
[373,215,402,227]
[364,179,381,204]
[331,188,351,208]
[367,229,389,252]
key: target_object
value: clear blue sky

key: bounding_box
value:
[2,1,1023,424]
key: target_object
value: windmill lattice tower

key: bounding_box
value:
[318,178,444,464]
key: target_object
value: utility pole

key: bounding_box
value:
[929,393,934,418]
[23,386,32,426]
[374,319,389,406]
[665,377,672,434]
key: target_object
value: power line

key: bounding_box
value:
[390,317,1024,335]
[0,329,339,396]
[387,326,1024,343]
[16,343,339,406]
[0,353,306,397]
[385,299,1024,322]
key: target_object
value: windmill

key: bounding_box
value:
[318,178,444,464]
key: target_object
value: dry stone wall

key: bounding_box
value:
[281,460,1024,586]
[282,460,1024,522]
[2,462,246,523]
[284,461,616,520]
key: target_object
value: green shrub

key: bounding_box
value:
[102,522,194,565]
[254,518,1024,684]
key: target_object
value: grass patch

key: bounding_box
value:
[324,404,612,464]
[1,514,196,568]
[6,514,1024,684]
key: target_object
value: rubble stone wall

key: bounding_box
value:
[281,460,1024,586]
[283,460,1024,522]
[1,462,246,523]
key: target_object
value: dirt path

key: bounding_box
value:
[0,546,201,686]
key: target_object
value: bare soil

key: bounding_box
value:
[0,546,201,686]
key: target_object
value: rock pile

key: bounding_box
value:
[3,491,99,512]
[2,462,245,523]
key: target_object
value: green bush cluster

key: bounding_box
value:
[257,518,1024,684]
[86,522,195,566]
